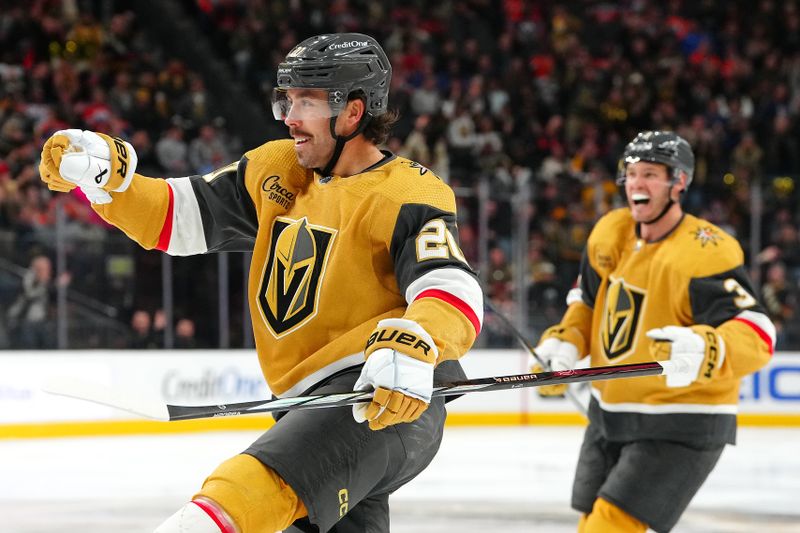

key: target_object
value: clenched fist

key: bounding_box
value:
[39,129,137,204]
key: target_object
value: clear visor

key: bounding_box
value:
[271,88,347,121]
[617,156,676,186]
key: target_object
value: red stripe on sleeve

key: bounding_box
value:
[191,499,237,533]
[414,289,481,335]
[155,184,174,252]
[733,317,774,354]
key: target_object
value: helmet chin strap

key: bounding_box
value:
[317,114,372,178]
[640,178,682,225]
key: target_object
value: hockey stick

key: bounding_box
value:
[485,300,588,414]
[44,361,673,422]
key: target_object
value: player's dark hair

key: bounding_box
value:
[348,90,398,145]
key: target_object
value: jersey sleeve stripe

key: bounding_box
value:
[405,267,484,334]
[155,182,174,252]
[190,499,236,533]
[162,177,209,256]
[414,289,482,335]
[734,310,776,354]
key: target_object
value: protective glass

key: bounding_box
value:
[271,88,347,121]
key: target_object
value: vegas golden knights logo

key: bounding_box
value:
[600,278,645,360]
[259,217,336,337]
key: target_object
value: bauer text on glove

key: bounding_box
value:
[352,318,437,431]
[40,129,137,204]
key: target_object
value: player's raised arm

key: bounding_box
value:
[39,128,308,255]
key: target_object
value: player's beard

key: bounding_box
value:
[293,130,335,170]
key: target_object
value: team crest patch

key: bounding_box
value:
[692,226,722,247]
[257,216,336,338]
[600,277,645,360]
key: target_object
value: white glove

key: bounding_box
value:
[647,325,725,388]
[535,336,579,372]
[531,326,582,397]
[56,129,138,204]
[352,318,436,430]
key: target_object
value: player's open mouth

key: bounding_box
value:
[294,137,309,146]
[631,193,650,205]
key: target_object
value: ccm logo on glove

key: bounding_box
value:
[700,329,720,379]
[647,324,725,387]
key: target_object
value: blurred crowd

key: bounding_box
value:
[3,0,800,349]
[0,0,236,348]
[0,0,236,253]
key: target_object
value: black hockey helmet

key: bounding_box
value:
[272,33,392,120]
[616,131,695,188]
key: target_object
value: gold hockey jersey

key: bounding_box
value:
[560,208,774,445]
[92,139,484,397]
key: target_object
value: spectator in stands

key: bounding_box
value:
[399,114,432,169]
[5,254,69,349]
[760,261,797,349]
[759,222,800,284]
[127,309,156,349]
[174,317,198,349]
[188,124,231,174]
[487,245,512,301]
[155,125,190,176]
[151,308,167,348]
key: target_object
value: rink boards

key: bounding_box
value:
[1,349,799,438]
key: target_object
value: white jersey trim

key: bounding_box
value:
[404,267,484,328]
[735,309,777,348]
[591,387,739,415]
[278,352,364,398]
[165,178,208,256]
[566,287,583,306]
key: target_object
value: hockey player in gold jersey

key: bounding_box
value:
[532,131,775,533]
[39,34,483,533]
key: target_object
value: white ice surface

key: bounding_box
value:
[1,426,798,532]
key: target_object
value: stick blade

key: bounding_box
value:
[42,375,170,421]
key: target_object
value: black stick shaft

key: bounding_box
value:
[165,361,665,421]
[485,300,589,414]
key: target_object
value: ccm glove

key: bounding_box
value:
[39,129,137,204]
[353,318,437,431]
[531,325,581,397]
[647,325,725,388]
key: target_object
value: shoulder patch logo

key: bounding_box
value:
[600,277,645,360]
[408,161,429,175]
[257,216,336,338]
[262,175,296,209]
[692,226,722,247]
